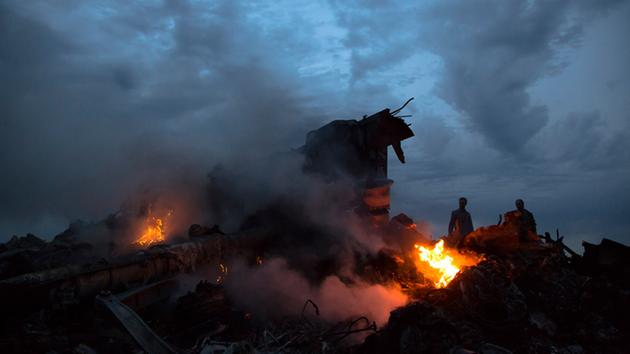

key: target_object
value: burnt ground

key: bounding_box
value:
[0,227,629,353]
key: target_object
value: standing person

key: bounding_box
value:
[512,198,537,241]
[448,197,474,247]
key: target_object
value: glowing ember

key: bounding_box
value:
[216,263,228,284]
[135,208,173,247]
[414,240,465,288]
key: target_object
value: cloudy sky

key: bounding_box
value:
[1,0,629,251]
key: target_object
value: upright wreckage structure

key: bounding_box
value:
[302,98,415,225]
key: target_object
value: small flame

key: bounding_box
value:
[135,208,173,247]
[216,263,228,284]
[414,240,461,288]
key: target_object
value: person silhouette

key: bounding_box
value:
[512,199,537,240]
[448,197,474,247]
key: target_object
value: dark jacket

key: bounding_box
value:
[517,209,537,234]
[448,208,474,237]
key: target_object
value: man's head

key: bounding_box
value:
[515,199,524,211]
[459,197,467,209]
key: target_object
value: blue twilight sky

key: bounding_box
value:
[1,0,629,251]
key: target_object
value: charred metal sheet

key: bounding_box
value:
[302,102,415,183]
[96,291,177,354]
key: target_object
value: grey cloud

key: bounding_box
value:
[419,1,567,152]
[419,0,628,153]
[327,0,623,153]
[411,115,454,158]
[329,0,416,84]
[535,110,630,170]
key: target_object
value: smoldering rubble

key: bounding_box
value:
[2,208,629,353]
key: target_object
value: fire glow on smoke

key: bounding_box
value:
[414,240,481,288]
[135,208,173,247]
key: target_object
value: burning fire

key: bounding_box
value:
[216,263,228,284]
[414,240,479,288]
[135,208,173,247]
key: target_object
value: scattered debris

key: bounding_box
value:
[2,224,628,353]
[357,245,630,353]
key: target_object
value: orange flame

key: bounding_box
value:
[414,240,480,288]
[216,263,228,284]
[135,208,173,247]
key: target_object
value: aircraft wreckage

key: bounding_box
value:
[1,99,629,353]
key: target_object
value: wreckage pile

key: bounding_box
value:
[360,238,630,354]
[1,221,629,353]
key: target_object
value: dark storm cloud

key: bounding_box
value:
[331,0,627,153]
[330,0,620,161]
[421,2,556,152]
[419,0,627,153]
